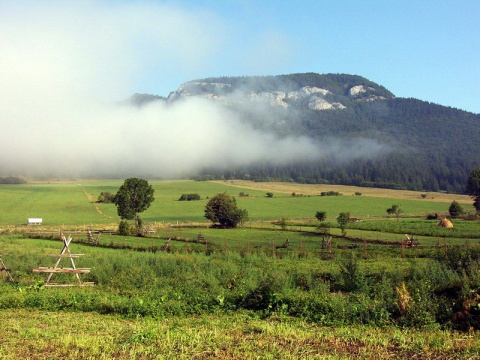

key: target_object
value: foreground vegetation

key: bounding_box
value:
[1,309,479,359]
[0,180,479,358]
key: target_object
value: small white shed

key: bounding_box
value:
[27,218,42,225]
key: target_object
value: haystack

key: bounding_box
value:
[438,218,453,228]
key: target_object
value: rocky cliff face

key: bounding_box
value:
[167,74,392,111]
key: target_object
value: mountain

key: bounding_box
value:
[131,73,480,193]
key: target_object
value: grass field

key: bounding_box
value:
[0,180,474,226]
[0,180,479,358]
[217,180,473,204]
[1,309,479,359]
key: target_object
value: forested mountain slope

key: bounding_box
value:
[132,73,480,193]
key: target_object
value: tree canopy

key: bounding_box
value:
[114,178,155,228]
[204,193,248,228]
[336,212,350,234]
[387,204,403,220]
[466,168,480,211]
[448,200,463,218]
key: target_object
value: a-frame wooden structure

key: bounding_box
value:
[319,236,334,260]
[33,232,94,287]
[0,255,14,282]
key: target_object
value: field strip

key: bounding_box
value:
[77,184,113,219]
[215,180,472,204]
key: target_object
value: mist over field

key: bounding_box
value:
[0,1,384,179]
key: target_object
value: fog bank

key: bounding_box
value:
[0,1,385,179]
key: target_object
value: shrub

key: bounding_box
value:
[448,200,463,218]
[98,191,115,203]
[395,280,438,329]
[316,222,330,235]
[338,254,367,292]
[266,192,274,198]
[426,213,438,220]
[320,191,341,196]
[178,193,201,201]
[240,273,287,312]
[118,220,130,236]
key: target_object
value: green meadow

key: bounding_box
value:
[0,180,468,226]
[0,180,479,358]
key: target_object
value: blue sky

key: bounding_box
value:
[1,0,478,113]
[139,0,479,113]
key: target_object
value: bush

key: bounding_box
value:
[448,200,463,218]
[338,254,367,292]
[118,220,130,236]
[98,191,115,203]
[321,191,341,196]
[178,193,201,201]
[266,192,274,198]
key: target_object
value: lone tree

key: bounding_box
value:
[204,193,248,228]
[387,204,403,221]
[114,178,155,229]
[448,200,464,219]
[315,211,327,222]
[466,168,480,212]
[337,212,350,235]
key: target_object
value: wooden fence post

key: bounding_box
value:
[400,237,404,258]
[444,236,447,257]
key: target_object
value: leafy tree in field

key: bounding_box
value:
[114,178,155,229]
[448,200,464,219]
[466,168,480,212]
[337,212,350,234]
[315,211,327,222]
[387,204,403,221]
[204,192,248,228]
